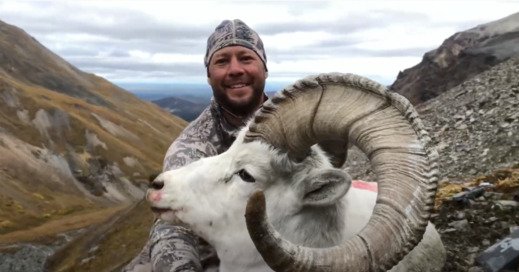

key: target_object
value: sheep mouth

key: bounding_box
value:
[150,206,173,213]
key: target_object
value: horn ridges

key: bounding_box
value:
[245,73,439,271]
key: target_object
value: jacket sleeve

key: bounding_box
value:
[122,220,202,272]
[149,221,203,272]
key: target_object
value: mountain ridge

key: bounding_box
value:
[0,19,108,106]
[391,12,519,105]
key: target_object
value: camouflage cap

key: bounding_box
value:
[204,19,267,71]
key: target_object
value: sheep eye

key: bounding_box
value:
[237,169,255,183]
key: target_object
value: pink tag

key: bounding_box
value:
[352,180,378,192]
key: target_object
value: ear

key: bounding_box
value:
[301,169,351,207]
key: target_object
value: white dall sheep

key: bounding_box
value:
[148,73,446,272]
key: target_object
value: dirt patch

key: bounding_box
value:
[45,200,154,271]
[0,205,128,245]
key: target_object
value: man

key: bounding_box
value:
[123,19,268,272]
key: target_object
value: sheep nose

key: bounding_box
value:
[150,179,164,190]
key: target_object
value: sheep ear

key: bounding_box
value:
[301,169,351,207]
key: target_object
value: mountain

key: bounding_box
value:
[152,96,208,122]
[391,12,519,105]
[0,18,186,242]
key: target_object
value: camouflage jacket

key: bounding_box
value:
[123,99,243,272]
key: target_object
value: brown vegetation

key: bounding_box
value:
[45,200,154,272]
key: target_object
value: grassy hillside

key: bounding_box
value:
[0,19,188,250]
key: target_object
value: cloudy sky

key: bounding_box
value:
[0,0,517,89]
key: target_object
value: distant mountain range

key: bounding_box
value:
[152,96,208,121]
[150,90,280,122]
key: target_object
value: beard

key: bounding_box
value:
[212,84,266,116]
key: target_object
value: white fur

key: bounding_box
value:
[149,129,445,272]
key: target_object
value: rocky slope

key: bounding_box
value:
[417,57,519,271]
[347,57,518,184]
[391,12,519,105]
[345,56,519,272]
[418,57,518,181]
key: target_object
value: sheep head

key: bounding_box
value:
[148,133,354,257]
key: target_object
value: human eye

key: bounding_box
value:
[241,54,254,60]
[239,55,256,64]
[212,56,229,66]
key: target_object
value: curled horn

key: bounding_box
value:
[244,73,439,271]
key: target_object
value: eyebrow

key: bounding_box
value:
[213,49,255,59]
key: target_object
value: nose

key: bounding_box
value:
[147,189,162,202]
[150,179,164,190]
[228,57,244,76]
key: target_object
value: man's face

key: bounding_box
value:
[207,46,267,115]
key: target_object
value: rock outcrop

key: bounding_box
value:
[391,12,519,105]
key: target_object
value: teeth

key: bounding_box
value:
[229,84,246,88]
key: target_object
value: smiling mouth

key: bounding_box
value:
[227,83,248,89]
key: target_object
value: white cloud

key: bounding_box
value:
[150,53,202,64]
[0,0,517,87]
[269,55,420,84]
[349,25,455,52]
[265,31,335,51]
